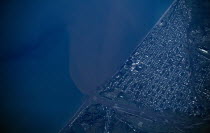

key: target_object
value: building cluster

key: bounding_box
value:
[99,0,210,116]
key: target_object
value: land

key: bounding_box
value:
[60,0,210,132]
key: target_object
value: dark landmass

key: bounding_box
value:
[60,0,210,132]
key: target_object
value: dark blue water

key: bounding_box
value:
[1,27,84,133]
[1,0,173,133]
